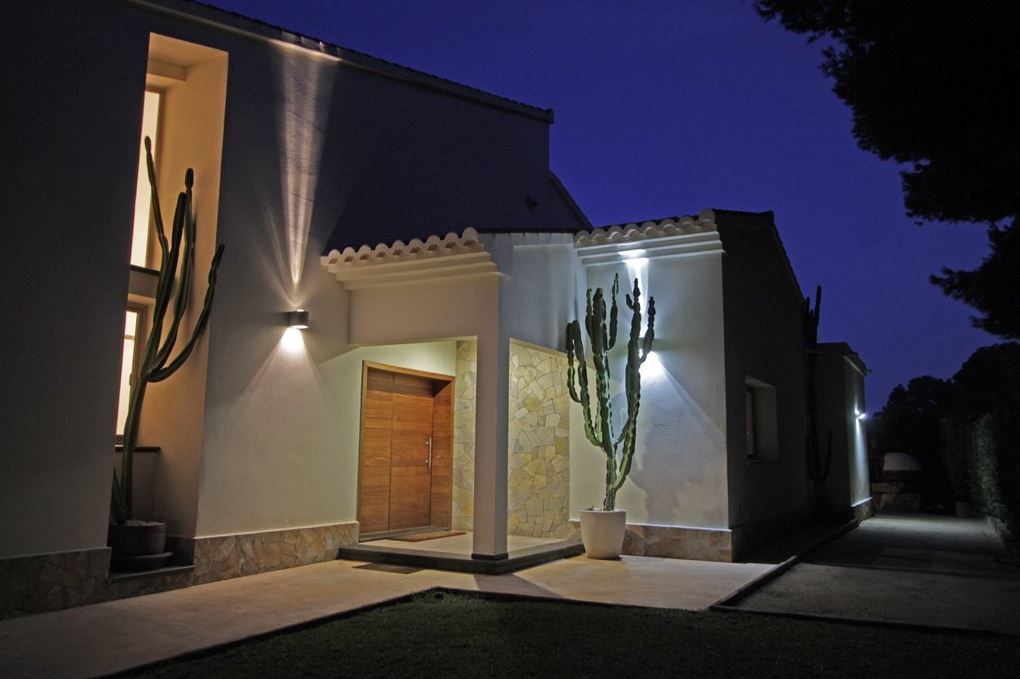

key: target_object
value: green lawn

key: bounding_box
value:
[130,590,1018,678]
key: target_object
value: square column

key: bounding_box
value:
[471,327,510,559]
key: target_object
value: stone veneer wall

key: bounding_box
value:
[567,521,733,562]
[0,522,357,619]
[508,341,570,538]
[452,340,477,531]
[0,547,112,618]
[185,522,358,583]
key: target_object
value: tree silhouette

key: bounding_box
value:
[757,1,1020,337]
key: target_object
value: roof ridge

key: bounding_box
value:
[167,0,553,120]
[322,228,487,271]
[576,210,717,245]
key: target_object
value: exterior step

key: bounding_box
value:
[338,540,584,575]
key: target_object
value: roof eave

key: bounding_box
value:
[128,0,555,123]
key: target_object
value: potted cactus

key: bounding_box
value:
[109,137,225,571]
[566,273,655,558]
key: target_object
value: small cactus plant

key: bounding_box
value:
[111,137,225,525]
[566,274,655,511]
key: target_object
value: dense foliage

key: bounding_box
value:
[873,343,1020,528]
[756,1,1020,337]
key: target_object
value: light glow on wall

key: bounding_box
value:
[640,350,665,380]
[624,255,650,335]
[280,327,306,354]
[275,50,334,288]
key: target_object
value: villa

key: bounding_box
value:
[0,0,870,617]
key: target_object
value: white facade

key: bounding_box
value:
[0,0,869,616]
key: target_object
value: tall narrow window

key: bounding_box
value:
[130,90,161,268]
[744,386,757,457]
[116,309,144,438]
[744,377,779,460]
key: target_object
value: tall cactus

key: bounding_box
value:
[112,136,226,525]
[566,274,655,511]
[803,285,833,507]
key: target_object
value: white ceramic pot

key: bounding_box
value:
[579,509,626,559]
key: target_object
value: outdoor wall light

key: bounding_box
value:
[286,309,310,330]
[856,410,868,421]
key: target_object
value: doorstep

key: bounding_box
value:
[108,563,196,584]
[338,539,584,574]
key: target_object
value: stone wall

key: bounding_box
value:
[508,341,570,538]
[0,521,358,619]
[567,521,733,561]
[452,340,477,531]
[186,522,358,583]
[0,548,111,618]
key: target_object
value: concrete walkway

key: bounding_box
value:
[0,554,771,678]
[731,513,1020,634]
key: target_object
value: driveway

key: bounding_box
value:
[0,554,769,679]
[728,513,1020,634]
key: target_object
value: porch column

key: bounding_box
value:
[471,326,510,559]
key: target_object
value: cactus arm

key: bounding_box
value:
[113,142,225,524]
[607,274,619,350]
[565,321,581,403]
[152,176,198,371]
[143,137,168,261]
[813,285,822,336]
[567,274,654,512]
[143,191,187,377]
[566,320,602,449]
[642,297,656,362]
[589,288,615,459]
[150,244,225,382]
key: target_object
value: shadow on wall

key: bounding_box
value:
[624,344,728,528]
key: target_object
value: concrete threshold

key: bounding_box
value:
[338,539,585,574]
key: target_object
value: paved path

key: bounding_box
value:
[732,513,1020,634]
[0,554,770,678]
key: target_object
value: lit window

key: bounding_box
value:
[115,309,144,437]
[130,90,161,268]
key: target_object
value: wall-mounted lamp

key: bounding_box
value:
[856,410,868,422]
[286,309,310,330]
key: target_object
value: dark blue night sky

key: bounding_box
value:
[206,0,994,411]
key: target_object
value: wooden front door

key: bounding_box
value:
[358,363,453,536]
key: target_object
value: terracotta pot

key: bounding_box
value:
[108,520,167,557]
[579,509,626,559]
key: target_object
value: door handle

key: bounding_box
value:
[426,436,433,470]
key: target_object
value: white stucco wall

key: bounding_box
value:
[1,0,586,558]
[718,212,810,532]
[814,347,870,511]
[0,2,148,557]
[568,251,731,530]
[848,363,870,506]
[483,232,580,351]
[194,339,454,537]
